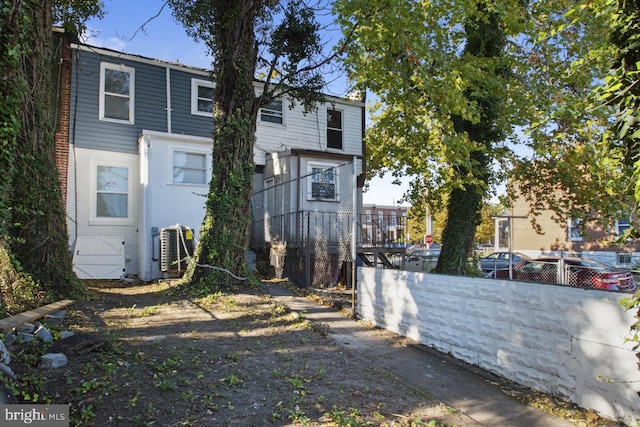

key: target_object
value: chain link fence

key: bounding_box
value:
[510,258,637,292]
[250,160,356,287]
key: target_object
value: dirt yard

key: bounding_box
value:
[10,280,475,426]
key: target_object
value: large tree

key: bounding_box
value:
[335,0,620,273]
[168,0,331,290]
[0,0,103,313]
[335,0,528,273]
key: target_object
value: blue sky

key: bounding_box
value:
[84,0,411,207]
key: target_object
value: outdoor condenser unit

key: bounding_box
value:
[160,224,194,276]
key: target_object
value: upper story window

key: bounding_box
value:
[260,99,284,125]
[191,79,214,116]
[96,165,129,218]
[568,218,583,242]
[308,162,338,202]
[390,211,397,226]
[616,218,631,236]
[173,151,207,185]
[327,108,343,150]
[365,210,372,223]
[100,62,134,124]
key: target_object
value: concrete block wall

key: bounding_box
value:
[357,267,640,424]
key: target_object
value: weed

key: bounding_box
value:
[153,371,178,391]
[129,392,139,408]
[220,372,243,387]
[140,304,161,317]
[327,405,361,427]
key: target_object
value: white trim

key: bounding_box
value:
[306,160,340,202]
[191,78,214,117]
[89,158,135,226]
[99,62,135,124]
[568,218,583,242]
[141,129,213,145]
[73,43,211,76]
[171,149,209,185]
[260,98,286,127]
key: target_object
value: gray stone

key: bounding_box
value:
[0,363,17,381]
[0,340,9,364]
[15,323,35,334]
[17,332,34,343]
[60,331,75,340]
[2,333,17,346]
[44,310,67,324]
[34,324,54,343]
[40,353,68,369]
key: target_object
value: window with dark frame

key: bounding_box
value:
[260,99,283,124]
[309,165,337,201]
[327,109,342,149]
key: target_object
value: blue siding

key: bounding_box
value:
[71,49,168,153]
[170,69,215,137]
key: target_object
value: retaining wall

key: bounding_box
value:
[357,267,640,424]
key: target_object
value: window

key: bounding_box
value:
[173,151,207,184]
[617,253,632,265]
[260,99,284,124]
[616,218,631,236]
[327,109,343,150]
[390,212,397,226]
[308,162,338,201]
[568,218,583,241]
[191,79,214,116]
[100,62,134,123]
[96,166,129,218]
[365,210,371,223]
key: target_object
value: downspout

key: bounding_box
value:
[139,133,151,280]
[166,67,172,133]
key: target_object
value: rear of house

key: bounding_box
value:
[56,35,365,281]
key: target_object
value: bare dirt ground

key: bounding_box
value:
[19,279,473,426]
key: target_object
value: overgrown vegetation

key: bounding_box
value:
[0,0,102,315]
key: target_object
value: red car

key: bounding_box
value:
[512,257,636,292]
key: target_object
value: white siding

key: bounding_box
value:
[67,148,140,276]
[138,131,213,280]
[254,99,363,166]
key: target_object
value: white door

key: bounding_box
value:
[73,236,125,279]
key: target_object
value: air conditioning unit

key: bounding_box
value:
[160,225,194,276]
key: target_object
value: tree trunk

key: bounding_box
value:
[7,0,80,297]
[435,4,506,275]
[186,1,259,289]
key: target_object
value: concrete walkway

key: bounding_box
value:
[264,282,575,427]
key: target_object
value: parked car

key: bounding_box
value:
[480,252,531,278]
[403,249,441,272]
[512,257,637,292]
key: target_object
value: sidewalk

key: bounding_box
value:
[264,282,575,427]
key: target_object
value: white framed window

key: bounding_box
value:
[94,164,130,221]
[173,151,207,184]
[99,62,134,123]
[615,218,631,236]
[390,211,397,226]
[191,78,214,116]
[327,108,343,150]
[568,218,583,241]
[365,210,372,223]
[260,98,284,125]
[307,162,339,201]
